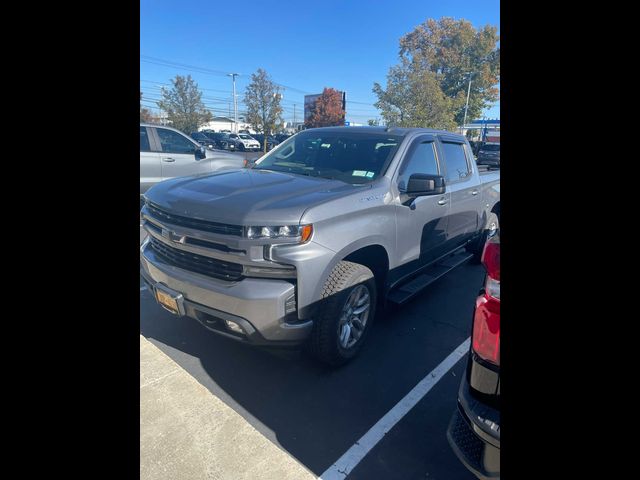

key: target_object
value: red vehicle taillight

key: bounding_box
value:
[481,236,500,282]
[472,233,500,365]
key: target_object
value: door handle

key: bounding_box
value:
[471,190,479,195]
[438,198,448,205]
[162,157,175,162]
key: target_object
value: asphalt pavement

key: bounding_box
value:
[139,248,482,479]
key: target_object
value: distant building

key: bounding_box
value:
[462,119,500,142]
[199,116,252,133]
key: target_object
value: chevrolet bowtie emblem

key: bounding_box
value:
[161,228,186,244]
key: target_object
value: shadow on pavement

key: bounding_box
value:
[140,263,484,477]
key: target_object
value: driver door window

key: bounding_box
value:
[397,141,440,192]
[156,128,197,154]
[155,127,207,180]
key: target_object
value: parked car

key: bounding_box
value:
[251,133,279,151]
[468,140,480,157]
[447,230,500,479]
[140,123,245,196]
[228,133,261,151]
[274,133,293,143]
[140,126,500,365]
[190,132,217,149]
[476,143,500,166]
[201,131,237,151]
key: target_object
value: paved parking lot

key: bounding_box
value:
[139,234,482,479]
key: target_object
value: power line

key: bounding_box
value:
[140,55,231,77]
[140,54,379,106]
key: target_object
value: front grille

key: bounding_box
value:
[146,202,243,237]
[149,237,243,282]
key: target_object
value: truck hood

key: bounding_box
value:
[144,168,368,225]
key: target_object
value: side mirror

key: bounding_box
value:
[195,145,206,160]
[406,173,446,197]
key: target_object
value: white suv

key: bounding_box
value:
[229,133,260,151]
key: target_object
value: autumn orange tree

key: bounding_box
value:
[306,88,345,128]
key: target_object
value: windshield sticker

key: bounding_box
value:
[365,171,375,178]
[352,170,367,177]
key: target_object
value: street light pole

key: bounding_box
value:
[227,73,239,132]
[462,73,473,135]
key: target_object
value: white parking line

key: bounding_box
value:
[319,337,471,480]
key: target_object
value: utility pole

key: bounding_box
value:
[227,73,239,133]
[293,104,296,129]
[462,73,473,135]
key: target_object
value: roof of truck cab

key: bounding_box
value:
[299,126,465,138]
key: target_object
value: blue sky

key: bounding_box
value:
[140,0,500,124]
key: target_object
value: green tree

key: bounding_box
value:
[374,17,499,129]
[305,88,345,128]
[398,17,500,125]
[140,92,153,123]
[466,128,479,140]
[156,75,212,133]
[244,69,284,153]
[373,59,461,130]
[367,118,380,126]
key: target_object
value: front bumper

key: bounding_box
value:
[140,240,313,346]
[446,379,500,479]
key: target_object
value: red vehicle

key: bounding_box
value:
[447,230,500,479]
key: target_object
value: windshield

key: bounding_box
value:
[481,144,500,151]
[253,130,403,184]
[239,134,253,139]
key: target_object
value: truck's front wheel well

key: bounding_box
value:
[344,245,389,300]
[491,202,500,223]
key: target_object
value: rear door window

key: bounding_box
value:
[440,141,471,182]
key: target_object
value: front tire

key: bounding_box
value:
[308,261,376,366]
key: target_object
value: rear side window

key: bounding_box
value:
[140,127,151,152]
[397,141,439,192]
[156,128,196,154]
[441,142,470,181]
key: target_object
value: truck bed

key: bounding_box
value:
[477,164,500,174]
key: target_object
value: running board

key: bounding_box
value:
[387,250,475,305]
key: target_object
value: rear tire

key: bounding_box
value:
[467,211,499,263]
[307,261,376,366]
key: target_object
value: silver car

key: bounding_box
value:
[140,123,245,195]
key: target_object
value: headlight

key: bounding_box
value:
[245,224,313,243]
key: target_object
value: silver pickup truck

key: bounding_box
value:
[140,127,500,365]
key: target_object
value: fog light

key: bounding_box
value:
[285,294,296,314]
[225,320,244,334]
